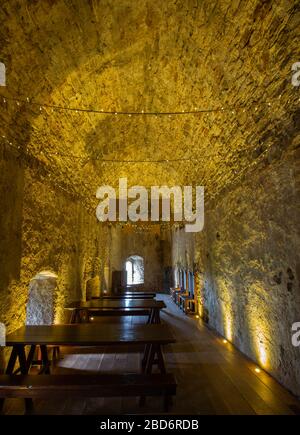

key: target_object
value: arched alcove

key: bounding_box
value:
[26,270,58,325]
[125,255,144,286]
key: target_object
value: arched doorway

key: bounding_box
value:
[125,255,144,286]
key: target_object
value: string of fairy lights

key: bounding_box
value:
[0,93,277,117]
[1,92,298,163]
[0,91,299,228]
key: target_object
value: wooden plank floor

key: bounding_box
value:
[3,294,300,415]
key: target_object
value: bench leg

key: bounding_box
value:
[164,395,172,412]
[24,400,34,415]
[17,345,34,413]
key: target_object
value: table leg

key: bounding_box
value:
[155,345,166,374]
[147,309,153,324]
[140,344,154,407]
[78,309,88,323]
[144,344,166,374]
[5,346,18,374]
[140,344,160,407]
[26,345,36,372]
[141,344,151,373]
[40,345,51,374]
[154,308,161,324]
[0,346,19,413]
[16,345,33,414]
[15,345,28,374]
[70,309,76,324]
[145,345,155,374]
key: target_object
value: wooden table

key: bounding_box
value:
[66,299,166,324]
[93,291,156,300]
[4,324,175,375]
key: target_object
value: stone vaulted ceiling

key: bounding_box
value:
[0,0,299,212]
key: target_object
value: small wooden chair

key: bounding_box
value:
[179,271,197,314]
[179,292,197,314]
[170,287,182,304]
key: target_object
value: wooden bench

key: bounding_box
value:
[0,373,177,413]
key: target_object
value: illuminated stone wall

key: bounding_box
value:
[200,145,300,396]
[173,144,300,396]
[107,225,167,292]
[0,162,105,370]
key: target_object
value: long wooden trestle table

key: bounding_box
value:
[65,299,166,324]
[93,291,156,300]
[4,323,175,376]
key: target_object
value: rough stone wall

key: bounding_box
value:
[1,0,298,205]
[199,145,300,396]
[171,227,195,271]
[172,144,300,396]
[0,159,104,369]
[0,151,24,302]
[108,225,165,292]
